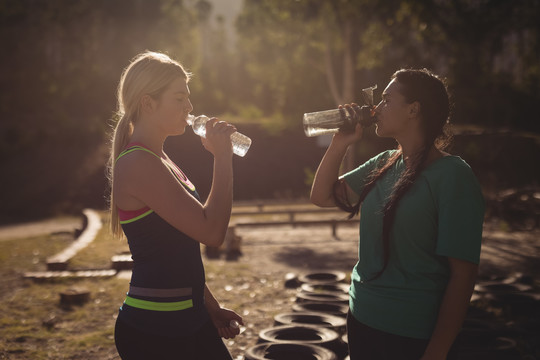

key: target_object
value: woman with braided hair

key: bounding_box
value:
[310,69,484,360]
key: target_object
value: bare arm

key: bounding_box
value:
[114,119,235,247]
[421,257,478,360]
[204,284,243,339]
[310,112,363,207]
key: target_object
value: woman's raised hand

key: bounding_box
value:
[200,117,237,157]
[332,103,364,146]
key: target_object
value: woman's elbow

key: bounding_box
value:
[201,233,225,248]
[310,192,335,208]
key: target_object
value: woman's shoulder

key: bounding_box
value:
[114,147,165,180]
[428,154,474,174]
[424,154,483,194]
[368,149,399,164]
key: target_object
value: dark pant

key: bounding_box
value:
[115,317,232,360]
[346,311,458,360]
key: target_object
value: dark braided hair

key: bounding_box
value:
[334,68,451,280]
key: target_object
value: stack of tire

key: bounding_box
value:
[246,271,540,359]
[458,273,540,360]
[245,271,350,360]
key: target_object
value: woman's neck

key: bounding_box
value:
[130,125,166,158]
[399,135,424,166]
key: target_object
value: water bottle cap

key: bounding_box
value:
[230,320,240,329]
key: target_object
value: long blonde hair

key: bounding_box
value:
[107,51,191,237]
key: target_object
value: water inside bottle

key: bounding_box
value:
[231,133,251,157]
[187,114,251,157]
[303,109,347,137]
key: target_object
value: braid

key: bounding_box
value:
[370,146,431,280]
[333,150,402,219]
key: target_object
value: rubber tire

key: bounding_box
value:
[292,301,349,318]
[245,343,337,360]
[458,337,519,360]
[258,325,346,358]
[298,271,346,285]
[301,283,350,294]
[274,312,347,334]
[296,291,349,304]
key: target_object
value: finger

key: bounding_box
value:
[226,327,237,338]
[233,317,244,327]
[219,326,237,339]
[343,105,355,119]
[214,122,236,133]
[208,121,236,135]
[205,118,218,132]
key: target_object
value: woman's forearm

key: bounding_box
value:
[202,155,233,247]
[204,284,221,313]
[422,258,478,359]
[310,140,349,207]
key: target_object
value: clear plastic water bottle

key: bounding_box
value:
[187,115,252,157]
[303,85,378,137]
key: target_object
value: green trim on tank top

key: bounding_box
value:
[116,145,160,162]
[123,295,194,311]
[119,208,154,224]
[116,145,195,191]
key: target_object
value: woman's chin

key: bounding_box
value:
[374,125,392,138]
[168,129,186,137]
[374,124,383,136]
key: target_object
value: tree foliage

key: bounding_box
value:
[0,0,538,221]
[0,0,197,222]
[235,0,540,130]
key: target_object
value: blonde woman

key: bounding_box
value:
[108,51,242,359]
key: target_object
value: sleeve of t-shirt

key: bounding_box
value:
[436,158,485,264]
[341,150,396,195]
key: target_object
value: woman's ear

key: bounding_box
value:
[140,94,155,114]
[409,101,420,118]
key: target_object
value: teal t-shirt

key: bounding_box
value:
[342,150,484,339]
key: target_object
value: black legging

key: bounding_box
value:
[346,311,458,360]
[115,317,233,360]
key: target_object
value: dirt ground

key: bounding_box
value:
[201,224,361,359]
[1,216,539,359]
[211,221,540,358]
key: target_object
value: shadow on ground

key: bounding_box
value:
[271,246,358,272]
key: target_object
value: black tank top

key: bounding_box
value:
[116,143,209,337]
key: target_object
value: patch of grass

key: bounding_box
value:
[0,276,128,360]
[0,233,73,274]
[0,216,129,360]
[69,212,129,270]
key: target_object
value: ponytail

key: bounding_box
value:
[107,113,134,238]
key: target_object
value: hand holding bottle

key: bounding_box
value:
[188,115,252,157]
[303,85,378,137]
[333,104,365,143]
